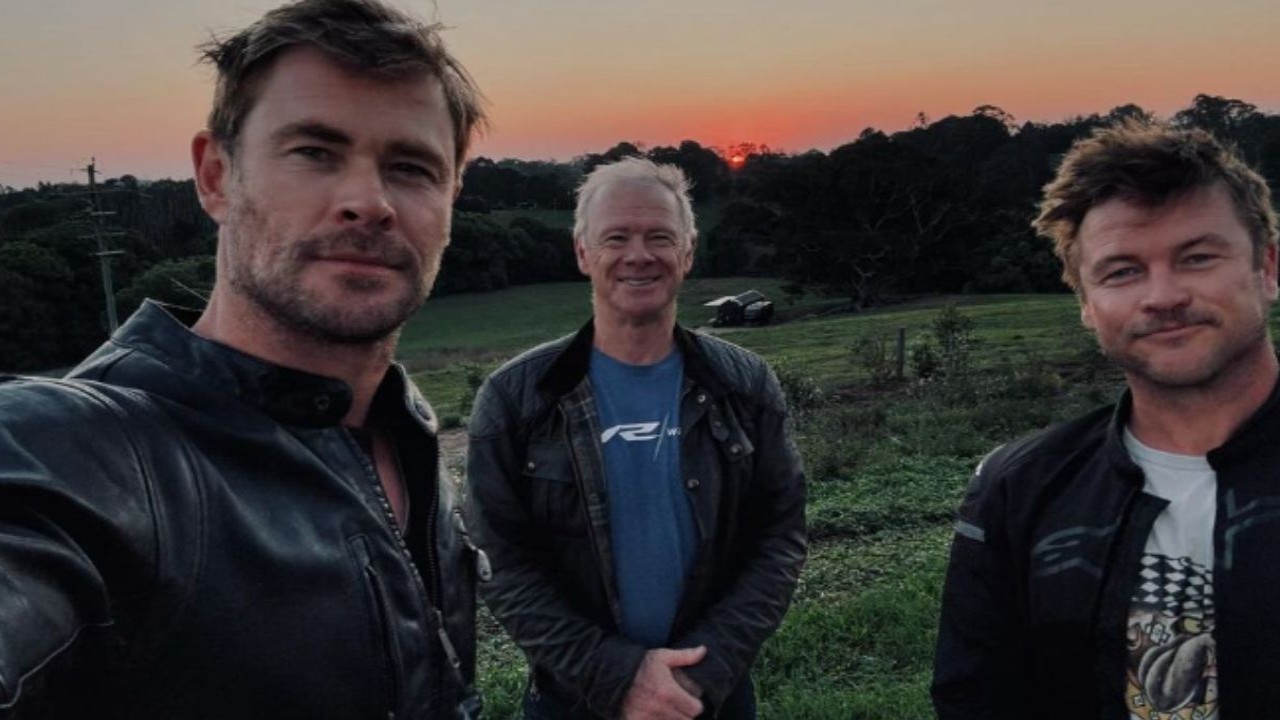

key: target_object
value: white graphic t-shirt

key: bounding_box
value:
[1123,429,1218,720]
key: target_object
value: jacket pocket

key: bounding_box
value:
[521,441,588,536]
[348,535,403,716]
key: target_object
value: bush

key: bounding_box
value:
[773,361,825,422]
[909,338,941,380]
[851,335,898,387]
[932,302,973,379]
[454,362,488,424]
[797,402,889,482]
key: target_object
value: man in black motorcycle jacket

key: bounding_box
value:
[0,1,486,716]
[466,158,807,720]
[933,122,1280,718]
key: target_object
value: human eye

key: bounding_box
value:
[391,160,439,183]
[1100,265,1140,284]
[1181,252,1218,267]
[648,233,677,248]
[289,145,334,162]
[601,234,627,247]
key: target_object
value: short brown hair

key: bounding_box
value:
[198,0,486,170]
[1033,120,1278,291]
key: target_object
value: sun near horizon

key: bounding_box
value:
[1,0,1277,188]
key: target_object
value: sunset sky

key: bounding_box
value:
[1,0,1277,189]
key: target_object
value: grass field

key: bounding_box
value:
[401,278,842,423]
[401,281,1133,719]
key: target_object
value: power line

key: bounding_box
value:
[81,158,124,333]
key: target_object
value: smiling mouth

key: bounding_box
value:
[620,277,659,287]
[317,255,404,271]
[1135,324,1206,339]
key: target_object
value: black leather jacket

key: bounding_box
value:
[0,302,476,719]
[465,321,806,718]
[934,383,1280,719]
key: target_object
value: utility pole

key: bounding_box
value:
[83,158,125,333]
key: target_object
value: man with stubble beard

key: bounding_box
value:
[933,121,1280,719]
[0,1,487,717]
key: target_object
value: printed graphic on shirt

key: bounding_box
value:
[600,422,681,444]
[1125,553,1217,720]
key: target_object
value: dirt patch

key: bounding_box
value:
[437,427,470,480]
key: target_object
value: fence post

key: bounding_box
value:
[896,327,906,379]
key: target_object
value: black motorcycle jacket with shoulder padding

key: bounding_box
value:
[0,302,476,719]
[934,383,1280,719]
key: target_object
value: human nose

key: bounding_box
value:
[335,161,394,231]
[1140,266,1192,312]
[620,236,655,263]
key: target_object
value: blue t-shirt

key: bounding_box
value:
[589,347,698,648]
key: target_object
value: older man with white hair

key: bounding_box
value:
[466,157,807,720]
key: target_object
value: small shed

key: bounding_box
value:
[704,289,774,327]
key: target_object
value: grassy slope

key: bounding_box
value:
[400,277,841,423]
[400,282,1134,719]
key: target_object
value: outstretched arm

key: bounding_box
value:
[0,380,157,715]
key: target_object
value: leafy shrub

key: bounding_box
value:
[851,335,898,387]
[909,338,941,380]
[773,361,825,422]
[797,402,888,482]
[454,362,488,423]
[931,302,973,379]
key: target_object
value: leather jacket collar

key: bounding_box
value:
[107,301,432,431]
[1102,367,1280,479]
[535,318,729,399]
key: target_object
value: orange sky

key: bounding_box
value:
[1,0,1277,188]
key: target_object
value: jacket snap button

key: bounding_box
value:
[730,443,742,455]
[313,395,331,412]
[685,478,700,490]
[696,393,707,404]
[526,461,536,471]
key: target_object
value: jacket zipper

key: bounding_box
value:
[341,429,442,715]
[344,429,441,607]
[352,536,404,719]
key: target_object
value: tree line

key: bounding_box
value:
[2,94,1277,371]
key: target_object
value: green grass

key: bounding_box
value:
[712,293,1095,391]
[400,277,842,421]
[759,528,949,719]
[404,281,1143,718]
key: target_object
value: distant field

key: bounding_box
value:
[400,277,843,415]
[407,281,1139,719]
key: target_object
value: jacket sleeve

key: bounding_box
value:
[0,379,157,715]
[671,366,808,711]
[931,448,1030,719]
[464,377,648,718]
